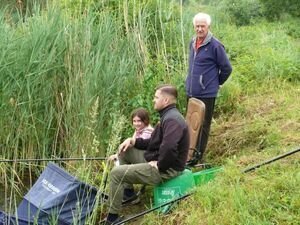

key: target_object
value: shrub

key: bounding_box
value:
[213,0,263,26]
[259,0,300,20]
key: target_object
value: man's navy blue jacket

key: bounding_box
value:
[186,32,232,98]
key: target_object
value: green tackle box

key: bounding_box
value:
[193,167,223,185]
[153,167,223,213]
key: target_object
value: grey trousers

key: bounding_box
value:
[108,162,181,214]
[119,147,146,165]
[118,147,147,189]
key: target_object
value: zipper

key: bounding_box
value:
[189,35,212,94]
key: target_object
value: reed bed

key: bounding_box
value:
[0,5,137,162]
[0,0,188,163]
[0,1,188,222]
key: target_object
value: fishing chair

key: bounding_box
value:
[185,97,206,164]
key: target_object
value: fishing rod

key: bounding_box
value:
[0,156,107,163]
[114,193,191,225]
[113,147,300,224]
[242,147,300,173]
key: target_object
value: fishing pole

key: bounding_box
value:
[114,193,191,225]
[242,147,300,173]
[113,147,300,224]
[0,156,107,163]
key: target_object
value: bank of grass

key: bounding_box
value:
[134,77,300,224]
[143,149,300,225]
[207,79,300,163]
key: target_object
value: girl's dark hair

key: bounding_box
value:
[131,108,150,126]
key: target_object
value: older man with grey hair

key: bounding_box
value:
[185,12,232,164]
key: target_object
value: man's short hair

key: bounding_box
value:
[193,13,211,26]
[156,84,178,99]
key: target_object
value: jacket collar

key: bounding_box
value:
[158,103,176,119]
[192,31,213,50]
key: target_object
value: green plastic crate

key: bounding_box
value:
[193,167,223,185]
[153,167,223,213]
[153,169,194,212]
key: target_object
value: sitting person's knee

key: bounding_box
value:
[110,165,128,179]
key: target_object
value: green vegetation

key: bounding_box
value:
[0,0,299,224]
[144,154,300,224]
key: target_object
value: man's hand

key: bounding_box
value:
[148,161,158,170]
[108,154,118,162]
[118,137,135,155]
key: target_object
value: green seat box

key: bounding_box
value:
[193,167,223,185]
[153,169,195,212]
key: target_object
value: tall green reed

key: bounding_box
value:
[0,0,192,168]
[0,4,191,219]
[0,4,143,165]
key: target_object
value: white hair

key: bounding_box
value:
[193,13,211,26]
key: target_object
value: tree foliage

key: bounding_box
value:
[260,0,300,19]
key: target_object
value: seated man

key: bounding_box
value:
[103,84,190,224]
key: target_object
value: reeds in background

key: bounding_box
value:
[0,4,143,162]
[0,0,189,163]
[0,2,188,217]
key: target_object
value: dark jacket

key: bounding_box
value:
[185,31,232,98]
[134,104,189,172]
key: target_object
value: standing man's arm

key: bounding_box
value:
[216,44,232,85]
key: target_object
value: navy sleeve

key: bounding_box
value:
[215,44,232,85]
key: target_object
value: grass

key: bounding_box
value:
[143,151,300,225]
[207,80,300,163]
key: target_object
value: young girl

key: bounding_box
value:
[131,107,153,140]
[109,107,153,163]
[107,108,154,205]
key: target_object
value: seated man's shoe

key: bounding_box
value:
[122,188,140,205]
[100,214,124,225]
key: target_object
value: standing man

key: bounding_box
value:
[103,84,189,224]
[185,13,232,164]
